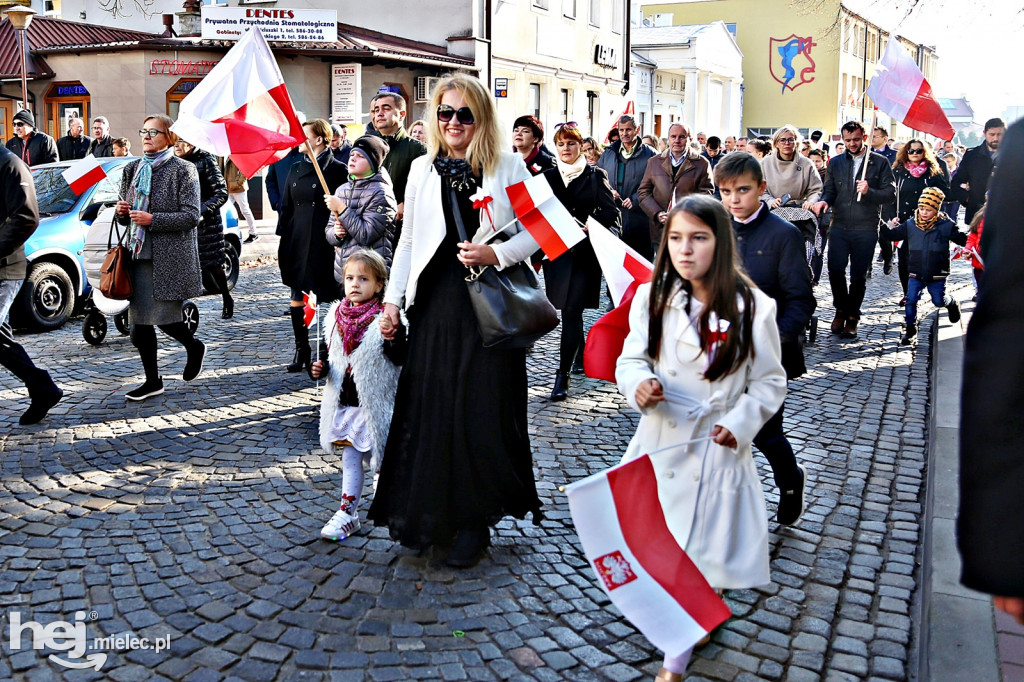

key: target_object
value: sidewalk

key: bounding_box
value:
[237,217,280,263]
[919,290,1024,681]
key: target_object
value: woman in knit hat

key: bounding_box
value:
[324,135,398,275]
[881,186,968,345]
[883,137,949,302]
[511,114,556,175]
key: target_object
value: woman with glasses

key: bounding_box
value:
[370,75,542,568]
[113,115,205,401]
[541,122,619,400]
[761,125,823,263]
[884,139,949,301]
[277,119,347,373]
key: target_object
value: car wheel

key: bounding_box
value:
[82,311,107,346]
[114,311,130,335]
[17,262,76,331]
[183,301,200,334]
[203,242,240,293]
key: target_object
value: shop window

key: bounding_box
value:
[166,78,203,119]
[44,81,91,139]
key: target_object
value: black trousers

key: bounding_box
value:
[828,227,877,319]
[753,400,802,490]
[0,321,55,396]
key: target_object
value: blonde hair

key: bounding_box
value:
[771,124,803,151]
[426,74,503,176]
[143,114,179,147]
[343,249,389,301]
[303,119,333,144]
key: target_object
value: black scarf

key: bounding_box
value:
[432,156,478,192]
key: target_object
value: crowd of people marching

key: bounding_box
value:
[0,70,1012,680]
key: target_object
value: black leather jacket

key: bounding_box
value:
[820,150,895,231]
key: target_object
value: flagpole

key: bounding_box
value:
[303,139,339,220]
[856,108,876,203]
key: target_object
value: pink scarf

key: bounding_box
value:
[904,161,928,178]
[335,298,383,355]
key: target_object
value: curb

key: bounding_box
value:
[917,293,999,682]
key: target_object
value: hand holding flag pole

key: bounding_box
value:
[856,108,876,203]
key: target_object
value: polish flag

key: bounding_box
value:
[583,217,653,381]
[61,155,106,195]
[170,27,305,179]
[866,39,955,141]
[302,291,318,328]
[566,453,732,656]
[505,175,586,260]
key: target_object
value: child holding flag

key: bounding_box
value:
[310,250,405,541]
[616,195,787,680]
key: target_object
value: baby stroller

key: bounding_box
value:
[81,207,199,346]
[771,197,819,344]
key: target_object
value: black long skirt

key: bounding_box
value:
[368,182,543,548]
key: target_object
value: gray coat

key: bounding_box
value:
[597,140,657,239]
[325,171,397,280]
[116,156,203,301]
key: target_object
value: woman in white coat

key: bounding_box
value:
[615,195,787,682]
[370,75,543,568]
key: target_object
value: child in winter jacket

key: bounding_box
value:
[325,135,398,277]
[964,204,985,292]
[881,187,967,345]
[310,250,406,541]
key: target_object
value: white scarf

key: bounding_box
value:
[556,154,588,187]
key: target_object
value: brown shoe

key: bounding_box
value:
[831,314,846,334]
[841,317,858,339]
[656,669,684,682]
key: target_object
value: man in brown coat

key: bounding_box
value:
[637,123,715,250]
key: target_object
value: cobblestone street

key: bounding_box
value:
[0,257,974,681]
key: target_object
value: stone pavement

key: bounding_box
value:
[0,252,974,681]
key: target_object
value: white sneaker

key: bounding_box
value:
[321,509,360,541]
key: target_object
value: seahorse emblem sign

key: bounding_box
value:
[769,34,817,93]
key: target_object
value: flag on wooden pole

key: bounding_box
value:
[61,155,106,195]
[505,174,586,260]
[865,39,955,141]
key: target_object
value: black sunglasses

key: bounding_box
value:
[907,148,925,154]
[437,105,475,125]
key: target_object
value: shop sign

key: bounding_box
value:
[201,7,338,42]
[594,44,618,69]
[331,64,361,125]
[494,78,508,98]
[150,60,219,76]
[56,84,89,96]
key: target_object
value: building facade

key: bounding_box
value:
[639,0,940,142]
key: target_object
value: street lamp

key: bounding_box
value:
[5,5,36,115]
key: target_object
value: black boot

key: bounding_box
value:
[287,306,311,373]
[901,323,917,346]
[0,323,62,425]
[445,527,490,568]
[549,372,569,401]
[571,339,585,375]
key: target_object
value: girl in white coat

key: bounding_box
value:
[311,250,405,542]
[615,195,787,682]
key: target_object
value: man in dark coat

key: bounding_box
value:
[56,117,93,161]
[637,122,714,250]
[88,117,115,158]
[367,91,426,243]
[0,146,63,424]
[267,146,304,213]
[950,117,1004,224]
[596,114,657,260]
[959,117,1024,624]
[716,152,816,525]
[6,110,58,167]
[812,120,895,339]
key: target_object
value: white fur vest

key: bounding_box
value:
[319,302,402,471]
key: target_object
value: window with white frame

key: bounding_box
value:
[529,84,541,118]
[589,0,600,27]
[563,0,575,18]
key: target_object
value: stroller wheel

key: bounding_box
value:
[82,311,107,346]
[183,301,200,334]
[114,311,130,336]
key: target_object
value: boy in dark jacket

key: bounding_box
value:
[881,187,966,345]
[715,152,816,525]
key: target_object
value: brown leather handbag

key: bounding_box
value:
[99,222,133,300]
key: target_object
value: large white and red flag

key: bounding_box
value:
[61,155,106,195]
[505,174,586,260]
[170,27,305,178]
[865,39,955,141]
[566,453,732,655]
[583,217,653,381]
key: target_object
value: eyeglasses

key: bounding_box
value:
[777,138,797,144]
[907,148,925,154]
[13,122,25,127]
[554,121,578,130]
[139,129,166,138]
[436,105,475,125]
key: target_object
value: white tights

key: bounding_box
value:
[662,647,693,675]
[339,445,372,512]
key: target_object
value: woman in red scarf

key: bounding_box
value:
[884,139,949,302]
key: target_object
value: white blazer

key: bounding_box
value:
[615,282,787,589]
[384,151,538,309]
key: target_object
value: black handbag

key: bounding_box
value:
[448,185,558,349]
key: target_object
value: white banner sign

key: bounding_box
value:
[331,64,362,125]
[201,8,338,42]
